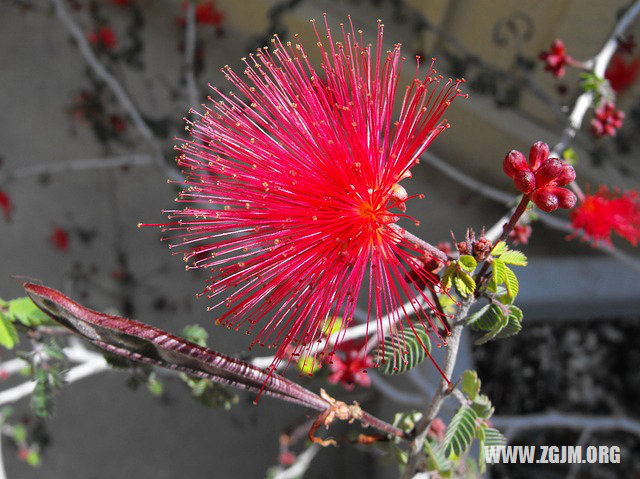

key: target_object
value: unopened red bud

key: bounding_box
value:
[514,170,536,193]
[529,141,550,170]
[535,158,564,188]
[503,150,528,178]
[556,164,576,186]
[554,187,577,209]
[457,241,470,255]
[531,188,559,212]
[473,237,492,261]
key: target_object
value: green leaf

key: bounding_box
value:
[503,266,519,299]
[443,405,478,457]
[563,147,578,165]
[471,393,495,419]
[12,424,26,443]
[490,241,507,256]
[465,304,490,327]
[26,450,41,467]
[0,315,19,349]
[441,264,456,291]
[475,313,509,345]
[147,373,164,397]
[499,250,527,266]
[458,255,477,273]
[6,297,55,327]
[491,258,506,285]
[468,304,503,331]
[378,326,431,375]
[454,271,476,298]
[461,370,481,401]
[424,440,452,473]
[181,324,208,347]
[483,427,506,446]
[31,367,63,418]
[495,306,523,339]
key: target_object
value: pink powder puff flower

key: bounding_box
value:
[328,348,374,391]
[50,226,69,252]
[591,101,624,138]
[605,54,639,93]
[147,17,465,380]
[570,186,640,246]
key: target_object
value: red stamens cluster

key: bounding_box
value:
[570,186,640,245]
[591,101,624,138]
[539,39,572,78]
[149,18,464,379]
[503,141,577,212]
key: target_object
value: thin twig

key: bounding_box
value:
[422,151,640,272]
[183,0,199,109]
[272,444,321,479]
[401,299,471,479]
[491,413,640,440]
[49,0,182,182]
[0,343,108,407]
[0,154,154,184]
[553,0,640,200]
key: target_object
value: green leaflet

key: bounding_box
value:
[443,405,478,457]
[461,370,480,401]
[499,250,528,266]
[0,315,19,349]
[377,326,432,375]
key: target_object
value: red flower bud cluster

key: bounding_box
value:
[503,142,577,212]
[539,39,572,78]
[591,101,624,138]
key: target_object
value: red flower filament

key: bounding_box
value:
[149,18,465,380]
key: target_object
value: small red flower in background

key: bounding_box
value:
[110,0,131,5]
[570,186,640,246]
[178,1,224,28]
[539,39,572,78]
[509,222,532,245]
[50,226,69,252]
[0,190,12,222]
[88,26,117,51]
[195,2,224,25]
[591,101,624,138]
[503,141,577,212]
[327,347,373,391]
[109,115,127,133]
[605,55,639,93]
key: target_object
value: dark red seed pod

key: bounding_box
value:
[472,237,492,262]
[531,188,559,212]
[556,164,576,186]
[535,158,564,188]
[529,141,550,170]
[514,170,536,194]
[554,187,577,209]
[503,150,528,178]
